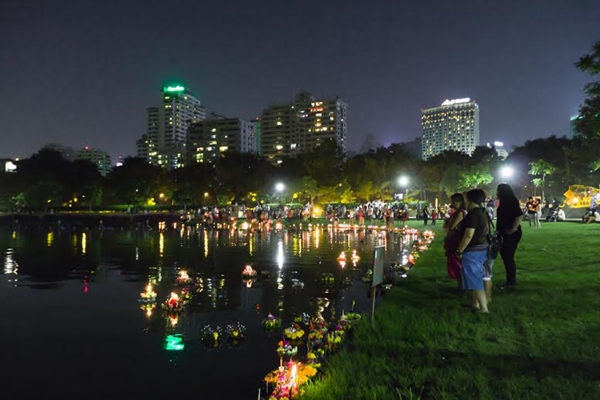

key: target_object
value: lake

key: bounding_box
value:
[0,223,414,399]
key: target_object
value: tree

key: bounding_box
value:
[104,157,163,207]
[458,165,494,191]
[528,160,556,202]
[575,40,600,140]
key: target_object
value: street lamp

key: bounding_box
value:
[398,176,409,200]
[275,182,285,193]
[499,165,514,180]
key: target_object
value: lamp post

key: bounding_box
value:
[499,166,514,181]
[274,182,285,217]
[398,176,409,204]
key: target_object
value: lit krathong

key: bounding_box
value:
[176,270,192,285]
[241,265,257,279]
[139,283,157,303]
[163,292,184,312]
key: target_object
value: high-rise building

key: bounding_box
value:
[187,117,258,164]
[74,146,112,176]
[421,98,479,160]
[260,92,348,165]
[136,85,206,169]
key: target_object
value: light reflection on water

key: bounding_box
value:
[0,225,414,398]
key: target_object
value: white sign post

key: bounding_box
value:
[371,246,385,324]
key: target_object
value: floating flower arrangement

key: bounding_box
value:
[225,322,247,342]
[176,270,192,285]
[284,324,305,341]
[200,325,222,348]
[139,283,157,303]
[277,340,298,358]
[162,292,184,312]
[241,265,257,279]
[262,313,282,331]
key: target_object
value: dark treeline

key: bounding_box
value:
[0,134,598,212]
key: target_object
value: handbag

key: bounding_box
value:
[486,213,503,259]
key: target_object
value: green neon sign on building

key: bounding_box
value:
[164,85,185,93]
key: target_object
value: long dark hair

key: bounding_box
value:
[450,192,466,210]
[496,183,519,208]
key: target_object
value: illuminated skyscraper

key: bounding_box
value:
[421,98,479,160]
[187,117,258,164]
[260,92,348,165]
[137,85,206,169]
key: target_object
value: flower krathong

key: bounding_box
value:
[262,313,282,331]
[261,229,434,398]
[276,340,298,358]
[225,323,247,341]
[264,313,361,399]
[200,325,222,348]
[283,324,305,341]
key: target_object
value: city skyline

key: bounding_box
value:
[2,0,600,161]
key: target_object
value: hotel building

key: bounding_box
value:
[421,98,479,160]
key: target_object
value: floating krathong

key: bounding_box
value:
[284,324,305,340]
[176,270,192,285]
[226,323,246,340]
[351,250,360,263]
[241,265,257,279]
[200,325,222,348]
[336,251,346,262]
[163,292,183,311]
[262,313,282,331]
[139,283,157,303]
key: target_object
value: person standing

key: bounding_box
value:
[496,184,524,289]
[443,193,467,290]
[456,189,490,313]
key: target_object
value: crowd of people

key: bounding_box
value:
[443,184,524,313]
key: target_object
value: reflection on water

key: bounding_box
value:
[0,224,412,398]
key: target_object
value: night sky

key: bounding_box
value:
[2,0,600,161]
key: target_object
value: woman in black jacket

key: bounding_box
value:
[496,184,524,288]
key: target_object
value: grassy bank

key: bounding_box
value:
[300,222,600,400]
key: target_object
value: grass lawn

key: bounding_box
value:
[300,221,600,400]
